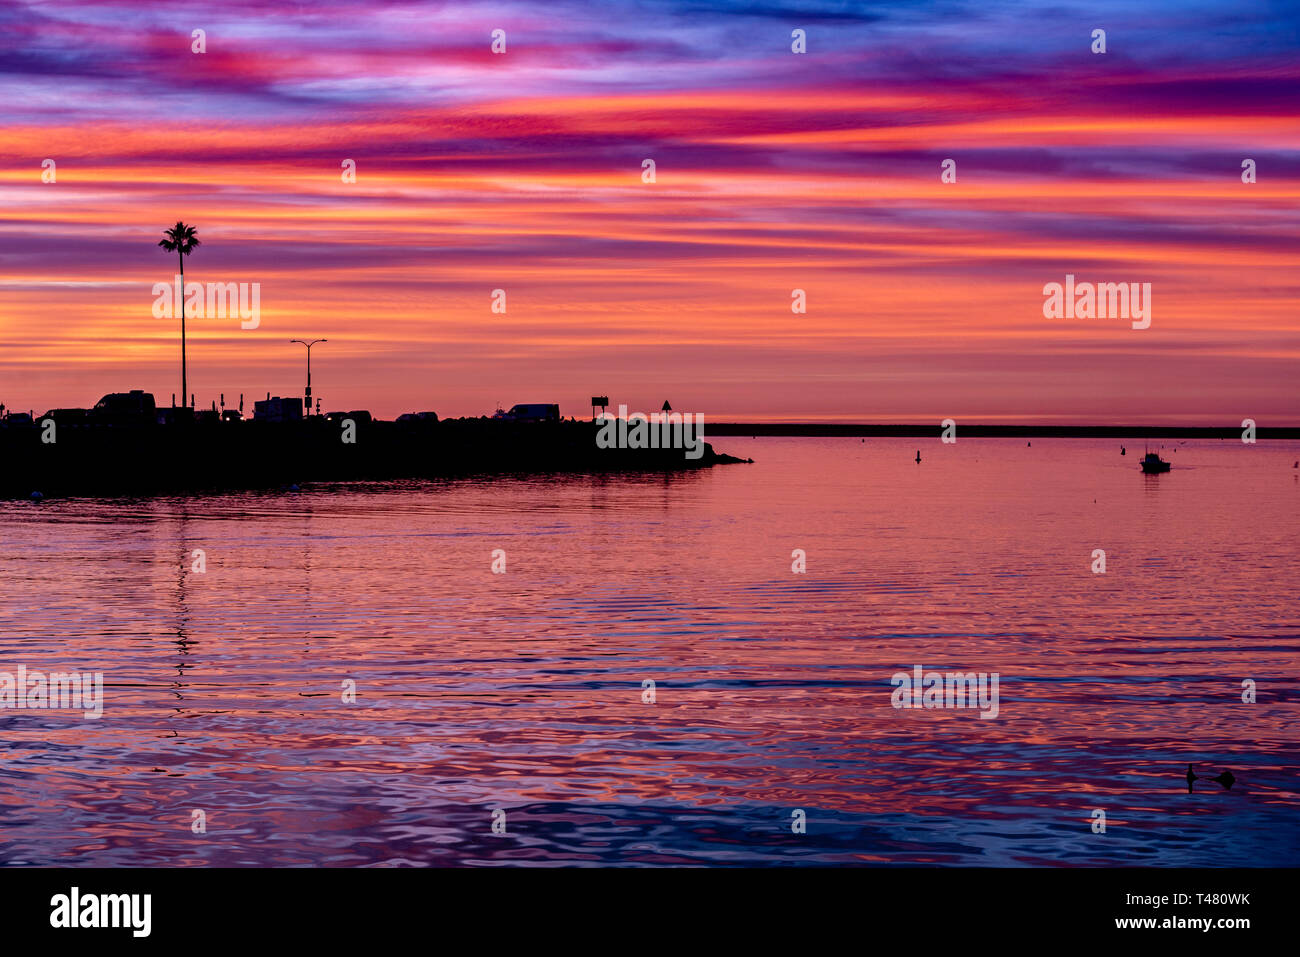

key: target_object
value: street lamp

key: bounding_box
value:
[290,339,327,417]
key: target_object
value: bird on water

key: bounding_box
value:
[1186,765,1235,792]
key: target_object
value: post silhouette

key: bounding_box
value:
[290,339,327,416]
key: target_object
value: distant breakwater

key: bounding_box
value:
[0,418,747,499]
[705,423,1300,438]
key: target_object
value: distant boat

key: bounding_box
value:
[1141,451,1170,473]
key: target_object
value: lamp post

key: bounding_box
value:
[290,339,327,417]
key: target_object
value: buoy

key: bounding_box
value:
[30,490,43,502]
[915,450,921,464]
[288,483,301,492]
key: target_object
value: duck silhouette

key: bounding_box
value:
[1186,764,1235,792]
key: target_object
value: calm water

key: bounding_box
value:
[1,437,1297,866]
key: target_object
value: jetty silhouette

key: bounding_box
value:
[0,391,748,499]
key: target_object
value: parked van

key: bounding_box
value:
[492,404,559,423]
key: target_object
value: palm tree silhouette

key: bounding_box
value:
[158,222,200,409]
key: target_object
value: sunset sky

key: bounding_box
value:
[1,0,1297,423]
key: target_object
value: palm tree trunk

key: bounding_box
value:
[179,251,187,409]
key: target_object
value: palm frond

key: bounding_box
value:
[159,222,199,255]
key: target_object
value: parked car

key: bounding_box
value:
[38,408,92,426]
[326,410,372,426]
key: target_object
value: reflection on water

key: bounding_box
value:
[0,438,1297,866]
